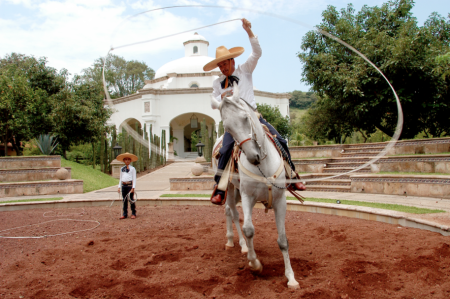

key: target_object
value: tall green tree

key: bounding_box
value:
[0,67,39,155]
[299,0,450,139]
[435,51,450,79]
[289,90,318,109]
[300,99,356,143]
[82,54,155,99]
[257,103,292,139]
[0,53,67,155]
[51,76,112,158]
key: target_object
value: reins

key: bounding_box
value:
[237,146,284,212]
[228,100,267,160]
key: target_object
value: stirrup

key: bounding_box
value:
[210,185,227,205]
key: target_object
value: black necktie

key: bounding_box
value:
[220,75,239,89]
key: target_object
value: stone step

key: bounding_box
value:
[340,153,379,158]
[343,150,382,155]
[0,155,61,169]
[0,167,71,182]
[344,146,385,152]
[184,153,200,159]
[302,185,351,192]
[325,162,367,168]
[323,167,371,173]
[325,157,372,163]
[0,179,83,198]
[300,173,351,180]
[306,179,351,186]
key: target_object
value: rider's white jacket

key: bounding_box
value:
[211,35,262,110]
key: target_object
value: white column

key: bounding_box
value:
[145,121,155,156]
[172,129,184,158]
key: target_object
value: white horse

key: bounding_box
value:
[211,84,299,289]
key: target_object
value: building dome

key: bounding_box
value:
[154,32,218,79]
[154,56,218,78]
[183,32,207,43]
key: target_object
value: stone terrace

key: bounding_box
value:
[292,138,450,198]
[0,156,83,198]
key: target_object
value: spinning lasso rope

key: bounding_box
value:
[108,190,137,219]
[0,219,100,239]
[103,5,403,183]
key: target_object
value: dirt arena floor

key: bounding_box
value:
[1,205,450,299]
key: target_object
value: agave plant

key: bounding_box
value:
[35,134,58,155]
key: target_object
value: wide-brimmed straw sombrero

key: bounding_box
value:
[116,152,138,162]
[203,46,245,72]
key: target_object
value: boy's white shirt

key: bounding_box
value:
[118,165,136,189]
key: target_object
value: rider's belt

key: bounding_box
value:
[122,181,133,185]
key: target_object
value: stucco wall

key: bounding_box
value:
[110,88,289,159]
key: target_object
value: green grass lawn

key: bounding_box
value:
[159,194,444,214]
[0,197,63,204]
[287,197,444,214]
[62,159,118,193]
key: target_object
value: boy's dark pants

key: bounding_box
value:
[121,185,136,217]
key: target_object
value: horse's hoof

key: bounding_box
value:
[225,243,234,250]
[287,281,300,289]
[241,247,248,254]
[249,260,263,274]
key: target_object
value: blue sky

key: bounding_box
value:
[1,0,449,93]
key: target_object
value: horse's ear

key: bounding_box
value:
[232,82,240,103]
[210,95,221,110]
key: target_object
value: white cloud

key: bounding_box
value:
[0,0,212,75]
[0,0,325,77]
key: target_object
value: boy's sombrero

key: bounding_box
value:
[203,46,244,72]
[116,152,138,162]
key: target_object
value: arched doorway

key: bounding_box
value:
[119,118,142,132]
[169,113,215,158]
[183,125,208,152]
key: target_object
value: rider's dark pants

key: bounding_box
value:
[258,116,292,162]
[122,185,136,217]
[214,116,295,196]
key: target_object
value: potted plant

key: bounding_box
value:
[168,136,178,153]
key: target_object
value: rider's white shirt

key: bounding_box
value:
[212,35,262,110]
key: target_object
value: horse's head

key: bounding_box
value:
[211,83,264,165]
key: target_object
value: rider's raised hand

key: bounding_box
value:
[242,18,255,38]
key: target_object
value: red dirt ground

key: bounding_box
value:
[1,205,450,298]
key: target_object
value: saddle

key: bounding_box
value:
[213,125,304,209]
[213,125,294,173]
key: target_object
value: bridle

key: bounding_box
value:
[220,97,286,211]
[221,99,267,160]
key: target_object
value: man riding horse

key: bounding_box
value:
[203,18,306,205]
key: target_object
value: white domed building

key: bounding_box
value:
[109,33,290,159]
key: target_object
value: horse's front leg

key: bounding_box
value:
[230,187,248,253]
[273,194,299,289]
[241,193,262,273]
[224,184,235,249]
